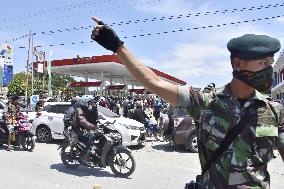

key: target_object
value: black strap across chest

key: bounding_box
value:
[201,106,252,175]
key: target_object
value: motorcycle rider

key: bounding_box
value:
[2,96,20,151]
[74,96,99,164]
[63,97,81,129]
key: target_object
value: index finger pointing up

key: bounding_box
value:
[92,16,102,24]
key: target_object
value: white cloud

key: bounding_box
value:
[134,0,194,15]
[133,0,282,88]
[276,17,284,23]
[156,43,231,77]
[137,22,272,87]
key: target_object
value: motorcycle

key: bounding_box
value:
[59,121,136,178]
[0,115,35,151]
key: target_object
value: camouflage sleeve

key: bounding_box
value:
[177,86,206,119]
[177,85,191,108]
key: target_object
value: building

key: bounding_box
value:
[272,50,284,100]
[37,54,187,96]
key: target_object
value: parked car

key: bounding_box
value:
[162,106,197,153]
[172,115,197,153]
[97,105,146,146]
[31,102,146,146]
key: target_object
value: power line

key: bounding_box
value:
[21,2,284,37]
[1,0,160,43]
[0,0,160,30]
[0,0,157,42]
[109,2,284,27]
[16,14,284,49]
[2,33,37,44]
[6,2,284,44]
[0,0,113,25]
[124,15,283,39]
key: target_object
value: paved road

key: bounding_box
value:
[0,140,283,189]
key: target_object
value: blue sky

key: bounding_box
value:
[1,0,284,88]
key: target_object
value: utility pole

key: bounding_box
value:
[41,52,46,106]
[48,50,52,97]
[25,30,32,105]
[31,32,34,95]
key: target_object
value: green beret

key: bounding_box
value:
[227,34,281,60]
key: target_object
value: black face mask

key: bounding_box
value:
[233,66,273,92]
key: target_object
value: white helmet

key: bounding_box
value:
[80,95,94,108]
[99,96,106,102]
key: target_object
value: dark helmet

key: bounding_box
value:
[70,97,79,106]
[10,96,19,101]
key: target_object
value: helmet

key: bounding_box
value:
[99,96,106,102]
[80,95,94,108]
[10,95,19,101]
[70,97,80,106]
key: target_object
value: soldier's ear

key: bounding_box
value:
[232,57,242,71]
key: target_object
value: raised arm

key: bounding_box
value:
[91,17,178,106]
[116,46,178,105]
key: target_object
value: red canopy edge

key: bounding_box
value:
[68,82,102,87]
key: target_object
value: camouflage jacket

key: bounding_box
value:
[177,83,284,189]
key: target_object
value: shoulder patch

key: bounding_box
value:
[269,101,280,107]
[202,83,215,93]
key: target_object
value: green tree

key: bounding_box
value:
[7,72,31,96]
[8,71,79,99]
[51,73,75,94]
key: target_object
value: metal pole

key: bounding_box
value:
[25,30,31,105]
[31,33,34,95]
[41,52,46,106]
[48,50,52,97]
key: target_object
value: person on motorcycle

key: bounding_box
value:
[63,97,81,129]
[2,96,20,151]
[75,96,99,164]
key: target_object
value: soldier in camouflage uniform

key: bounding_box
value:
[91,17,284,189]
[179,83,283,188]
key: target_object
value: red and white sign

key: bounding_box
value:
[68,82,102,87]
[106,85,126,90]
[129,89,146,94]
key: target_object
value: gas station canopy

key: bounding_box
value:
[50,54,187,87]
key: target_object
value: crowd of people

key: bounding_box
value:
[68,94,168,123]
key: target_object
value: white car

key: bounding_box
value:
[31,102,146,146]
[97,106,146,146]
